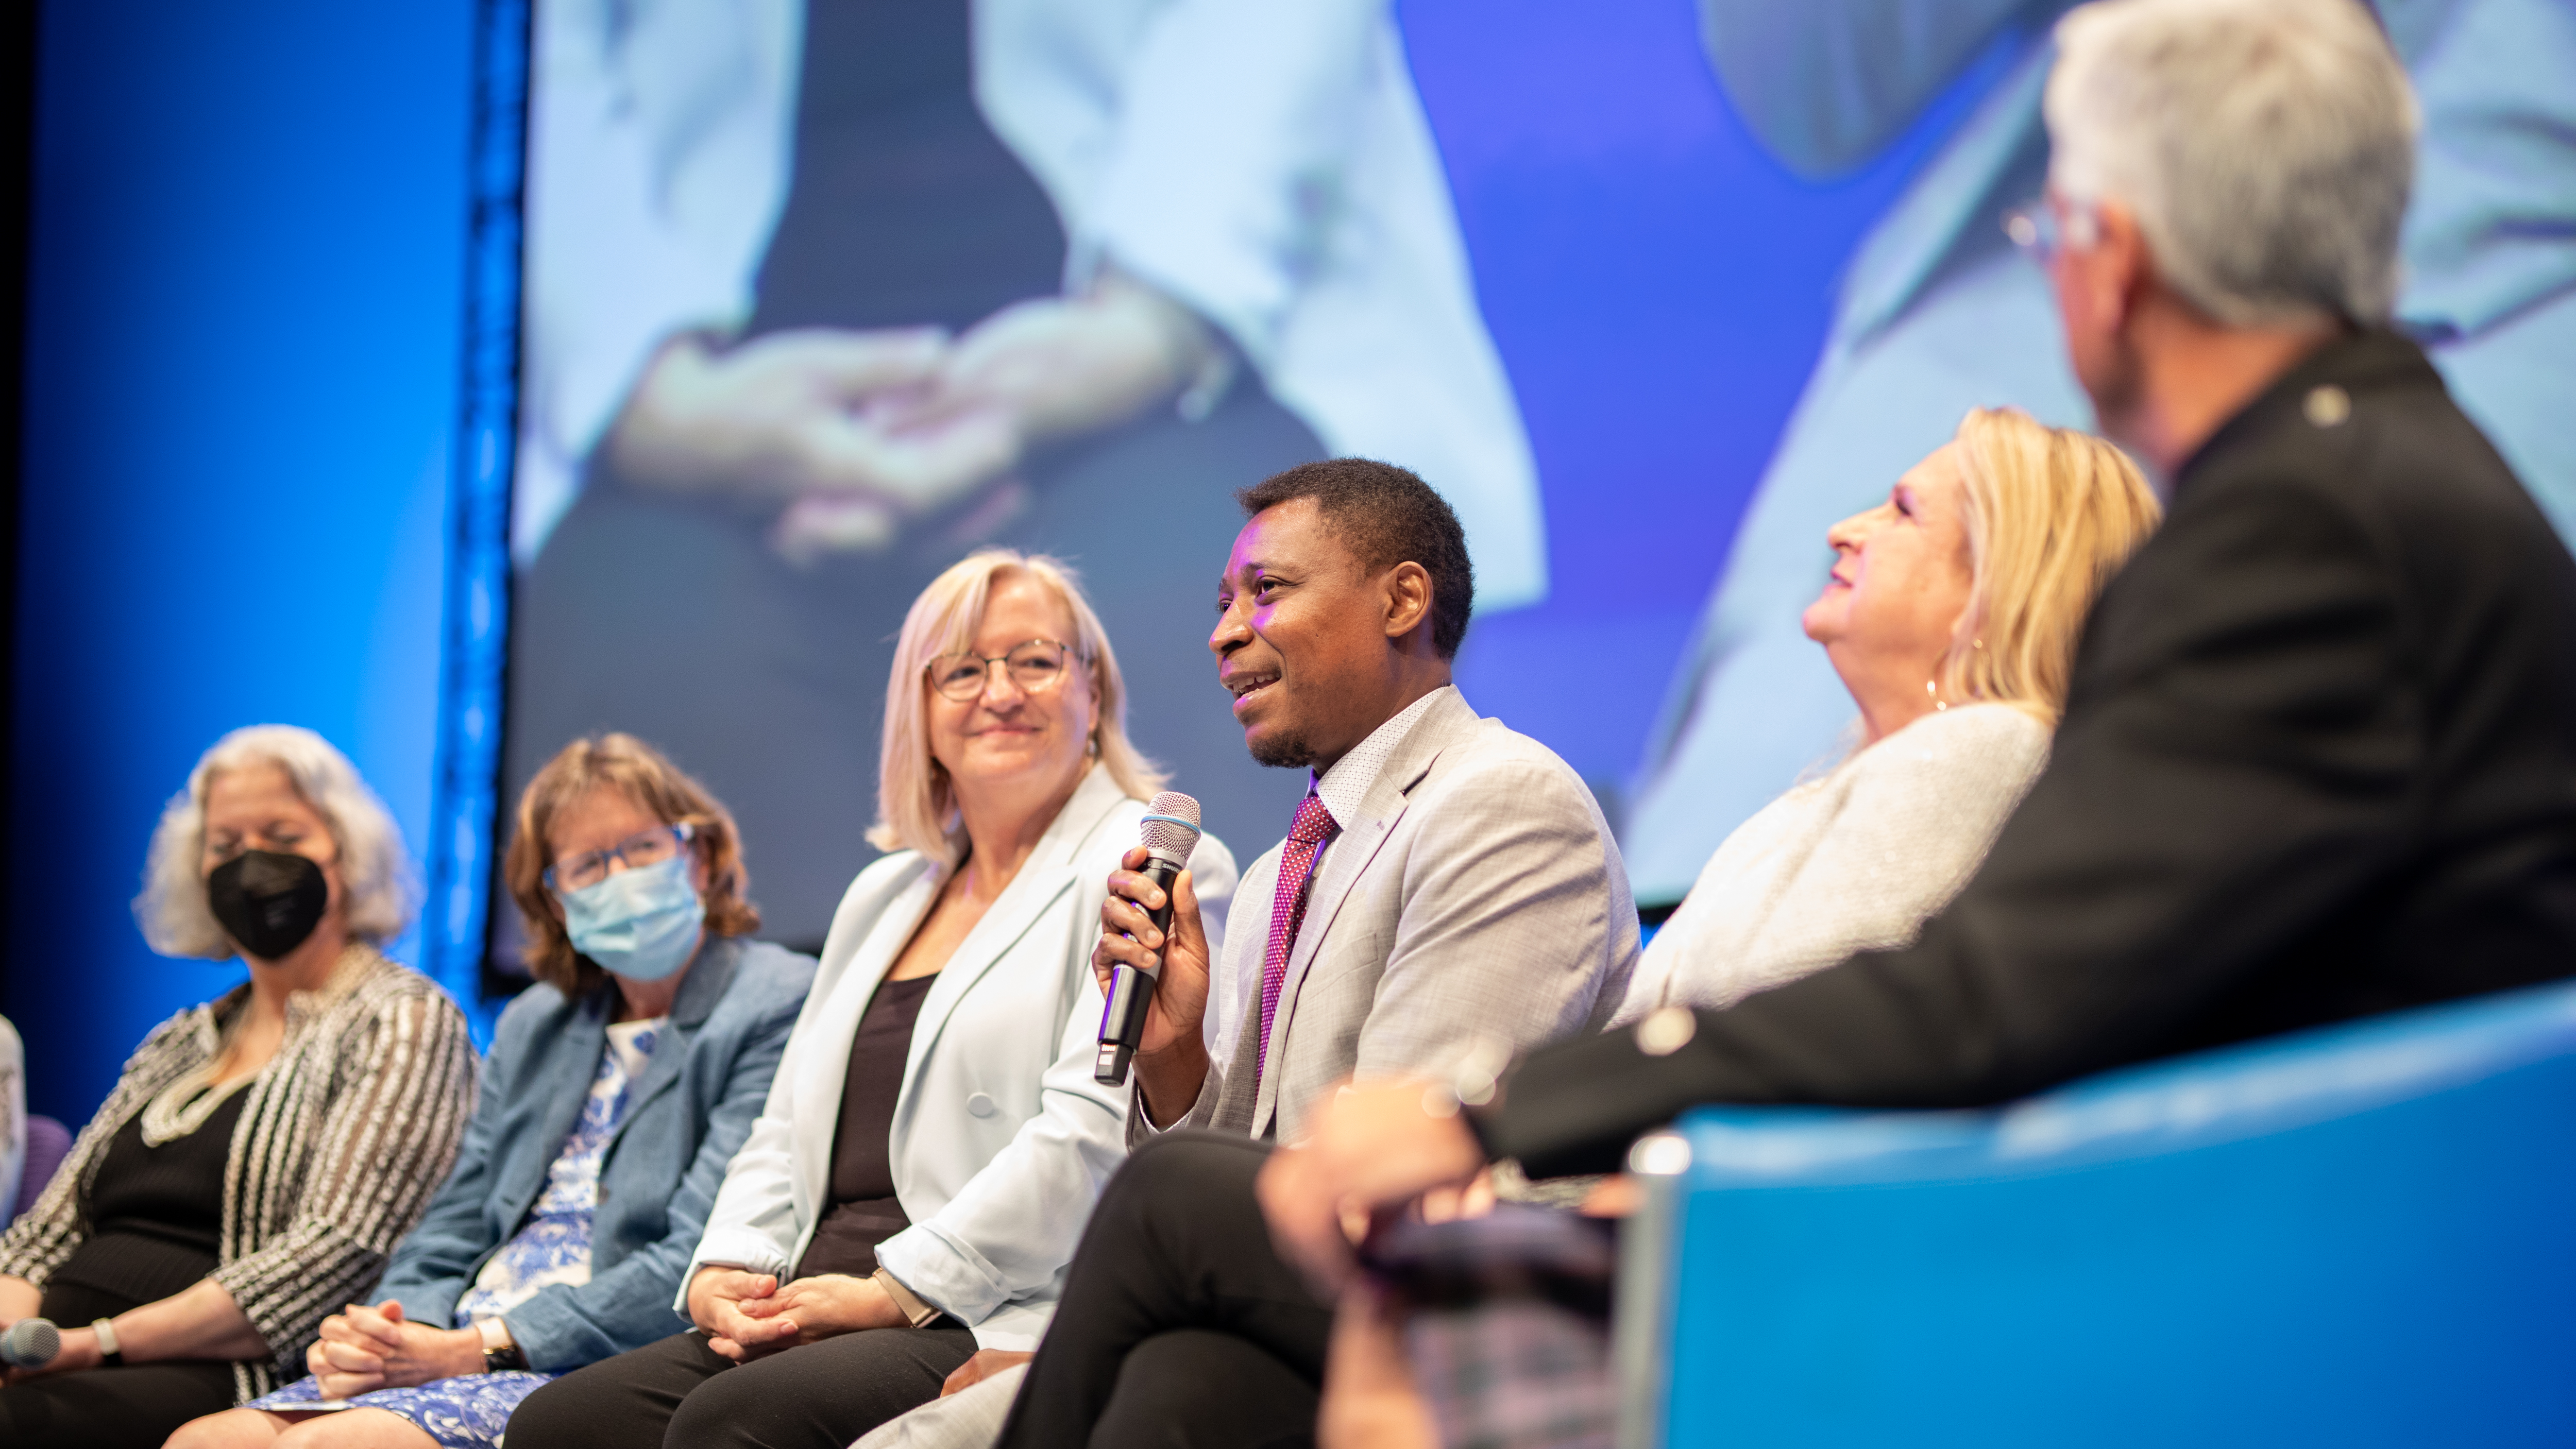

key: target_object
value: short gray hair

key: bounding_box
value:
[136,725,418,958]
[2046,0,2417,326]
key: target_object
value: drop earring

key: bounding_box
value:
[1925,677,1947,712]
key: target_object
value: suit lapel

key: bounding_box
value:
[1251,691,1483,1135]
[506,990,608,1226]
[1205,848,1281,1131]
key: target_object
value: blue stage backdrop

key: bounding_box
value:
[5,0,472,1120]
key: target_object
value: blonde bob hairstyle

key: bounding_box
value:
[1932,407,2163,723]
[135,725,417,959]
[870,551,1163,868]
[505,733,761,998]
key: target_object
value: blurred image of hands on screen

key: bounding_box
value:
[605,267,1224,564]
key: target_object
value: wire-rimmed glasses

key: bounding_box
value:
[926,638,1080,702]
[547,821,694,894]
[2003,194,2101,262]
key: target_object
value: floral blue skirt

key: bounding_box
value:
[247,1370,558,1448]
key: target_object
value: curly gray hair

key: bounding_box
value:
[135,725,418,958]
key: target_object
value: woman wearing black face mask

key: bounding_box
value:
[0,725,477,1449]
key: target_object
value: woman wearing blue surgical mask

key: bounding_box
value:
[173,734,815,1449]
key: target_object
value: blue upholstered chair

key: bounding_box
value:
[1615,982,2576,1447]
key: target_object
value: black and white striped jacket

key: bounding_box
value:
[0,946,477,1399]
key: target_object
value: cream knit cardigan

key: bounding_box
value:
[0,946,476,1401]
[1616,704,2049,1025]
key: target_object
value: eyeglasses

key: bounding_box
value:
[547,822,693,894]
[925,639,1080,703]
[2003,195,2101,262]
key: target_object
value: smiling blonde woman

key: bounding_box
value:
[1616,407,2161,1021]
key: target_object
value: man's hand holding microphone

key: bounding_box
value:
[1093,792,1215,1126]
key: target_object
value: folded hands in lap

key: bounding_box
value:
[688,1267,906,1361]
[307,1301,483,1398]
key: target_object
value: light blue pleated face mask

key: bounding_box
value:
[558,852,705,982]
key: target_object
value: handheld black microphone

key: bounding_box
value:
[0,1317,60,1370]
[1096,791,1202,1086]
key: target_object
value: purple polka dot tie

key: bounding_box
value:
[1255,792,1340,1090]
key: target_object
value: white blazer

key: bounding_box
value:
[685,765,1236,1350]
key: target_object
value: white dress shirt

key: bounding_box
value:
[1300,684,1450,887]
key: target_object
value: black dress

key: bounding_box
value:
[0,1088,253,1449]
[795,972,939,1282]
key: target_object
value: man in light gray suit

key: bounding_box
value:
[980,458,1637,1449]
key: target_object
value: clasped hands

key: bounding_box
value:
[304,1301,484,1399]
[686,1266,907,1362]
[686,1267,1028,1396]
[606,271,1218,562]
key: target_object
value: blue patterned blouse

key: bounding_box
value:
[247,1018,664,1449]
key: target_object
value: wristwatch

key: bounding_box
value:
[91,1317,122,1367]
[477,1317,527,1374]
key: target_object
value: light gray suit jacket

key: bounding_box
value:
[1147,687,1639,1144]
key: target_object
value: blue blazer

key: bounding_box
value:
[376,935,814,1370]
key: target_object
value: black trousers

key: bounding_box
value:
[506,1322,976,1449]
[0,1281,240,1449]
[995,1132,1332,1449]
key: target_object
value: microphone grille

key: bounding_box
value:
[1139,791,1203,860]
[3,1316,59,1368]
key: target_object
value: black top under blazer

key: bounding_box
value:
[1495,330,2576,1177]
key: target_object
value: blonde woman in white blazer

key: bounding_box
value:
[508,552,1235,1449]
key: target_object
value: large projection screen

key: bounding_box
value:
[477,0,2576,964]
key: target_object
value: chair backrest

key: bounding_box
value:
[12,1115,72,1222]
[1616,982,2576,1447]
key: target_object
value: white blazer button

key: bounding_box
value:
[967,1092,998,1118]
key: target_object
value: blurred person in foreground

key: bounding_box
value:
[172,735,814,1449]
[507,552,1238,1449]
[876,461,1635,1449]
[1261,0,2576,1431]
[0,727,476,1449]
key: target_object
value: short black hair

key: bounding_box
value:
[1236,458,1475,659]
